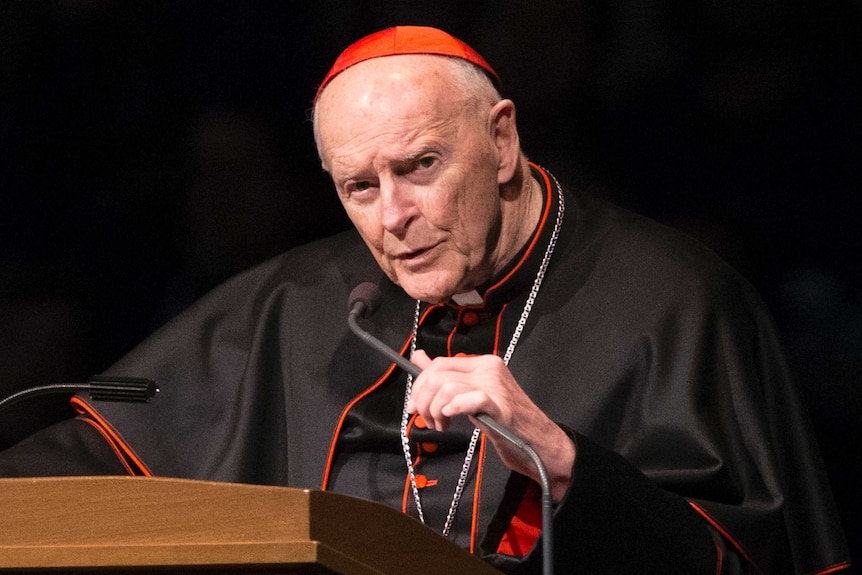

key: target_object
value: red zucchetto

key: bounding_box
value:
[315,26,500,101]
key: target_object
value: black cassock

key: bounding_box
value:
[0,166,849,574]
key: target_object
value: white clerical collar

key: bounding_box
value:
[450,290,484,306]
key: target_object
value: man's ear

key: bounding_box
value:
[489,99,520,185]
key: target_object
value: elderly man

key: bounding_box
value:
[0,27,850,574]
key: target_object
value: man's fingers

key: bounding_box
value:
[406,351,509,430]
[440,390,494,419]
[410,349,432,369]
[413,377,497,431]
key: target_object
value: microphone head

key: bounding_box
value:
[348,282,382,318]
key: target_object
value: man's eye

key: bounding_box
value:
[354,181,371,192]
[417,156,436,169]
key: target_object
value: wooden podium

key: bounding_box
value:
[0,476,502,574]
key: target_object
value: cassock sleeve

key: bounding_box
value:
[481,429,730,574]
[479,247,850,573]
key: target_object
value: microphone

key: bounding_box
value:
[0,376,159,415]
[347,282,555,575]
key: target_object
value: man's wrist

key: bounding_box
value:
[547,425,577,501]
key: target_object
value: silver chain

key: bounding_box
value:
[400,169,565,538]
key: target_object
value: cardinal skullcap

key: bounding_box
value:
[315,26,500,101]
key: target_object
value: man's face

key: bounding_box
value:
[315,56,507,303]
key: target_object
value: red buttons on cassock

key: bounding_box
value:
[421,442,439,453]
[413,475,438,489]
[462,311,480,326]
[414,416,428,429]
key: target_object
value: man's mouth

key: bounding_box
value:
[392,242,440,266]
[400,247,431,259]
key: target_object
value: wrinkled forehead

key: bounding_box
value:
[316,56,470,149]
[317,60,472,171]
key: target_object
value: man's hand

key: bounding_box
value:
[407,350,575,500]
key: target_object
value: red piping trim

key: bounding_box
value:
[464,303,506,550]
[713,539,723,575]
[484,162,553,298]
[76,416,135,475]
[688,500,764,575]
[811,562,852,575]
[421,305,439,322]
[321,359,399,489]
[469,433,487,553]
[70,396,152,476]
[322,303,442,489]
[446,310,459,355]
[493,304,507,356]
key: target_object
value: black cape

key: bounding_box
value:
[0,166,850,574]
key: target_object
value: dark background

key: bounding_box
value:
[1,0,859,566]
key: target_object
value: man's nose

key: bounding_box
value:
[379,178,417,234]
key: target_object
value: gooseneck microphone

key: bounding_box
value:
[0,376,159,415]
[347,282,555,575]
